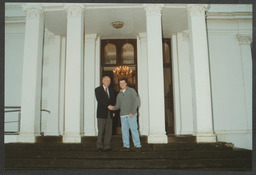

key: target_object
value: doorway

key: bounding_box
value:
[100,39,137,135]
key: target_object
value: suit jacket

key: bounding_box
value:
[95,85,116,119]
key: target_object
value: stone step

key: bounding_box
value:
[81,135,148,144]
[36,136,62,144]
[5,158,251,170]
[5,142,233,151]
[168,135,196,143]
[5,149,251,159]
[5,142,251,170]
[35,135,197,144]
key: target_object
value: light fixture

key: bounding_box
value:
[113,66,132,79]
[112,21,124,29]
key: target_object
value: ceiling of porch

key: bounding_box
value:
[44,5,189,39]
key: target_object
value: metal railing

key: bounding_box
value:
[4,106,50,135]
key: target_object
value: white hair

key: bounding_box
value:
[102,76,110,81]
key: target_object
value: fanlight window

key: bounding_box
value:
[163,42,170,64]
[121,43,134,64]
[104,43,117,64]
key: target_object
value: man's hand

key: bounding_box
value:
[129,113,133,118]
[113,113,115,117]
[108,105,114,110]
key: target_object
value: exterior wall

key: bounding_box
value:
[207,14,252,149]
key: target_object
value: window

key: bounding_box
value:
[104,43,117,64]
[121,43,134,64]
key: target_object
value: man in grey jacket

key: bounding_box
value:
[108,79,141,152]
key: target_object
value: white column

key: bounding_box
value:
[58,36,66,136]
[144,4,167,143]
[63,5,84,143]
[171,34,181,135]
[176,32,194,135]
[137,33,149,136]
[41,29,61,136]
[18,4,44,143]
[187,4,216,142]
[95,36,101,135]
[236,35,252,131]
[84,34,98,136]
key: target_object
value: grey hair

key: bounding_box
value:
[102,76,111,81]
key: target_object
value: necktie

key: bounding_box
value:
[105,88,109,98]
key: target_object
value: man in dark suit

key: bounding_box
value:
[95,76,116,152]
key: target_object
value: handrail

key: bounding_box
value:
[5,110,21,113]
[4,106,51,135]
[5,121,19,123]
[4,107,51,114]
[41,109,51,114]
[5,106,21,108]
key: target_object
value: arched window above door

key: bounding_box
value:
[101,39,137,66]
[121,43,134,64]
[163,42,170,64]
[104,43,117,64]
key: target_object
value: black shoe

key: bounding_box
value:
[96,148,103,152]
[104,148,115,152]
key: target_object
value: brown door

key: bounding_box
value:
[101,39,137,135]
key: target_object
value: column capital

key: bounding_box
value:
[64,4,85,18]
[236,34,252,45]
[187,4,209,17]
[182,30,189,40]
[138,33,147,42]
[85,34,98,40]
[143,4,164,16]
[22,4,43,20]
[44,28,55,45]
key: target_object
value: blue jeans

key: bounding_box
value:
[121,114,141,148]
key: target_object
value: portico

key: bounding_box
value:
[17,3,217,144]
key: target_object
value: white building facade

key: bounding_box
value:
[5,3,252,150]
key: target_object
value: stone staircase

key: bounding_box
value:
[5,135,252,170]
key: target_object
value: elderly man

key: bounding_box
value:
[108,78,141,152]
[95,76,115,152]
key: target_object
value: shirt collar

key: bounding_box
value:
[122,88,127,93]
[103,85,108,90]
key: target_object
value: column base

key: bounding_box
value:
[196,133,217,143]
[84,129,97,136]
[139,129,149,136]
[181,131,194,135]
[43,132,62,136]
[63,132,81,143]
[148,132,168,143]
[17,132,40,143]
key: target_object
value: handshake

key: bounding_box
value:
[108,105,114,110]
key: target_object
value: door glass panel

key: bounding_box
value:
[163,42,170,63]
[121,43,134,64]
[104,43,116,64]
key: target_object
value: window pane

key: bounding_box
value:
[121,43,134,64]
[104,43,116,64]
[163,43,170,63]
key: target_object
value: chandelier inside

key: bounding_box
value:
[113,66,133,79]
